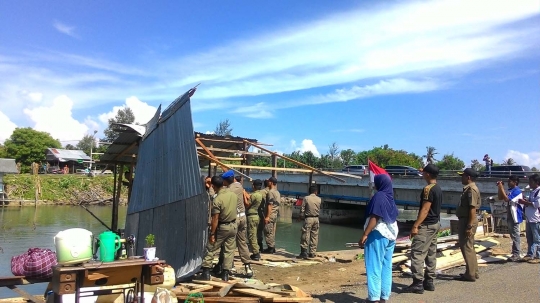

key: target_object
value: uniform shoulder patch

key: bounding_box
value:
[423,184,436,200]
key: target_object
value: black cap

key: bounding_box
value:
[458,168,479,178]
[423,164,439,177]
[268,177,278,184]
[253,179,263,185]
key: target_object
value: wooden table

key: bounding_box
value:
[51,259,166,303]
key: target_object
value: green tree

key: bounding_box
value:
[103,106,135,142]
[340,149,356,166]
[355,146,423,168]
[532,167,538,172]
[436,153,465,171]
[470,159,485,172]
[423,146,438,164]
[301,151,318,168]
[502,158,516,165]
[4,128,61,171]
[76,134,97,157]
[0,144,7,158]
[64,144,76,150]
[327,142,340,168]
[214,119,233,136]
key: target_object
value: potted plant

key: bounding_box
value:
[143,234,156,261]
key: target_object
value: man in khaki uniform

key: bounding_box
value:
[222,171,253,277]
[263,177,280,254]
[298,186,321,259]
[200,176,237,281]
[247,179,264,261]
[455,168,481,282]
[257,179,270,251]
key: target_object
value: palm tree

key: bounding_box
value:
[502,158,516,165]
[423,146,438,164]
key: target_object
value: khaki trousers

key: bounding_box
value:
[300,217,320,254]
[264,213,278,247]
[410,222,440,281]
[247,215,260,254]
[201,223,237,270]
[458,218,478,279]
[236,216,251,264]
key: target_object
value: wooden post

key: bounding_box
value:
[207,160,212,177]
[241,141,247,174]
[246,154,252,176]
[112,164,123,232]
[128,154,135,204]
[308,172,314,193]
[111,164,118,229]
[271,154,277,178]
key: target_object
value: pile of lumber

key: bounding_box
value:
[171,278,313,303]
[392,236,508,273]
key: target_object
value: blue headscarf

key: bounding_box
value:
[366,174,398,224]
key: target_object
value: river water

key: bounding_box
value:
[0,205,456,298]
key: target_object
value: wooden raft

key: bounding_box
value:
[172,278,313,303]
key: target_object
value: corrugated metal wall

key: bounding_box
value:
[125,92,208,278]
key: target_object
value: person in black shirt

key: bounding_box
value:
[405,164,442,294]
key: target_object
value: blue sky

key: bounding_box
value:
[1,0,539,167]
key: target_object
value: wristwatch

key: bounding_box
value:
[466,224,473,229]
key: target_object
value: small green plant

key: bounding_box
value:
[437,229,451,238]
[145,234,155,247]
[356,253,364,260]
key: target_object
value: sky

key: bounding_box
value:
[1,0,539,167]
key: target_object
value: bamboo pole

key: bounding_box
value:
[195,138,228,171]
[197,152,252,181]
[246,140,346,183]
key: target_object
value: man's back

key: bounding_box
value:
[420,183,442,225]
[213,189,238,222]
[303,194,321,217]
[228,182,245,213]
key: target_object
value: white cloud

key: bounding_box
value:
[98,96,158,126]
[505,150,540,168]
[23,95,89,141]
[18,90,43,103]
[0,110,17,143]
[291,139,320,157]
[233,102,273,118]
[53,20,78,38]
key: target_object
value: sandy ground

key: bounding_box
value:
[247,236,529,302]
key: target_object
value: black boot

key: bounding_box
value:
[262,247,275,254]
[404,278,424,294]
[308,253,316,258]
[200,267,211,281]
[221,269,229,282]
[212,261,222,275]
[250,253,261,261]
[297,248,308,259]
[423,278,435,291]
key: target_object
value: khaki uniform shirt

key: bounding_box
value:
[212,188,238,222]
[228,182,246,213]
[301,194,321,217]
[456,182,481,219]
[266,188,281,217]
[247,190,264,216]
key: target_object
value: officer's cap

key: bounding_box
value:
[422,164,439,177]
[457,168,479,178]
[221,170,234,178]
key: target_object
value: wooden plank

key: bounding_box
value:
[221,164,312,173]
[233,288,282,299]
[6,286,46,303]
[177,295,260,303]
[191,279,233,288]
[196,146,270,157]
[263,298,313,303]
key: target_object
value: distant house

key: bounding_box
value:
[45,148,91,174]
[0,158,18,201]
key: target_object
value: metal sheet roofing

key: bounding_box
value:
[0,158,18,174]
[98,123,145,164]
[46,148,91,162]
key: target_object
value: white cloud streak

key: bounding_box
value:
[0,110,17,143]
[53,20,78,38]
[505,150,540,168]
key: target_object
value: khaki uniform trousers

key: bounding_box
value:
[247,215,260,254]
[201,222,237,270]
[236,216,251,264]
[458,218,478,279]
[410,222,440,281]
[300,217,320,254]
[257,214,265,249]
[264,213,278,247]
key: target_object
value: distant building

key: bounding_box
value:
[45,148,91,174]
[0,158,18,201]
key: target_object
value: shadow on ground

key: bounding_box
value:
[314,292,366,303]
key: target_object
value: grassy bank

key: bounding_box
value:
[2,174,127,204]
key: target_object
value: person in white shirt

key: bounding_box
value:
[518,174,540,263]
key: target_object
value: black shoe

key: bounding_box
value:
[221,269,229,282]
[308,253,316,258]
[454,274,475,282]
[423,279,435,291]
[262,247,275,254]
[250,253,261,261]
[404,279,424,294]
[200,267,211,281]
[297,248,308,259]
[212,262,222,275]
[459,273,479,279]
[508,255,521,262]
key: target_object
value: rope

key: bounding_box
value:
[184,292,204,303]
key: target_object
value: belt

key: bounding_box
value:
[305,215,319,218]
[247,213,259,216]
[237,212,246,217]
[218,219,236,225]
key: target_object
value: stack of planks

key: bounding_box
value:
[171,278,313,303]
[392,236,508,273]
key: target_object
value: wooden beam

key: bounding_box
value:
[223,164,312,173]
[196,146,271,157]
[213,156,244,161]
[113,141,138,161]
[197,152,252,181]
[246,141,346,183]
[195,138,227,171]
[195,136,273,146]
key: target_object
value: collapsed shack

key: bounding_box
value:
[100,88,209,279]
